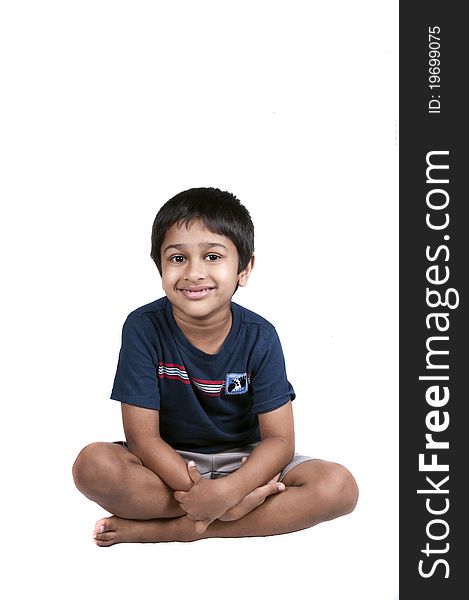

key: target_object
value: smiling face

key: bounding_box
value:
[161,219,253,325]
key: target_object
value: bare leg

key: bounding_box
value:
[72,442,184,519]
[92,459,359,546]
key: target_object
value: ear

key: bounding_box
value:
[237,255,255,288]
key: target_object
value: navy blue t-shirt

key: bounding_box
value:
[111,297,295,453]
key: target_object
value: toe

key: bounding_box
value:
[94,530,116,542]
[93,517,114,536]
[94,537,115,547]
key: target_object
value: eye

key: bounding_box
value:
[205,253,222,261]
[169,255,186,263]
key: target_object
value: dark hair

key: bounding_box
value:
[150,187,254,275]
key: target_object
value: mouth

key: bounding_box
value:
[178,286,215,300]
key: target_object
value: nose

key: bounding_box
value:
[183,258,207,282]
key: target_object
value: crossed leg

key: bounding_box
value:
[72,442,359,547]
[72,442,184,520]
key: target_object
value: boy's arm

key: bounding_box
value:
[222,400,295,503]
[121,403,193,492]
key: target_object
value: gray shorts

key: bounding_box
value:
[115,441,314,481]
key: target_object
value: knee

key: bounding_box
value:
[317,462,359,518]
[72,442,120,494]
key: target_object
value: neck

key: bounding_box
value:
[172,305,233,355]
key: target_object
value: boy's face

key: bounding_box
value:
[160,219,253,322]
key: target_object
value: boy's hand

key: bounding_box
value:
[173,462,235,533]
[174,458,286,534]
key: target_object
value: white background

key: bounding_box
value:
[1,1,398,599]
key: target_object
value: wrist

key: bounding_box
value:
[217,475,244,507]
[218,472,247,506]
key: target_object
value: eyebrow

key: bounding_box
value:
[163,242,228,254]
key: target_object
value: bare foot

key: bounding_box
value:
[92,515,191,546]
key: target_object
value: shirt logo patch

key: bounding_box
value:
[225,373,248,395]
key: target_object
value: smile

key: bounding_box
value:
[178,287,214,300]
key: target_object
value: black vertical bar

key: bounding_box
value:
[400,2,466,598]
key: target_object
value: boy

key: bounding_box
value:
[72,187,358,546]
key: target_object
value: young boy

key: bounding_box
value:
[72,187,358,546]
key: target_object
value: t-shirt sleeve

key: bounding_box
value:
[110,313,160,410]
[250,327,296,414]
